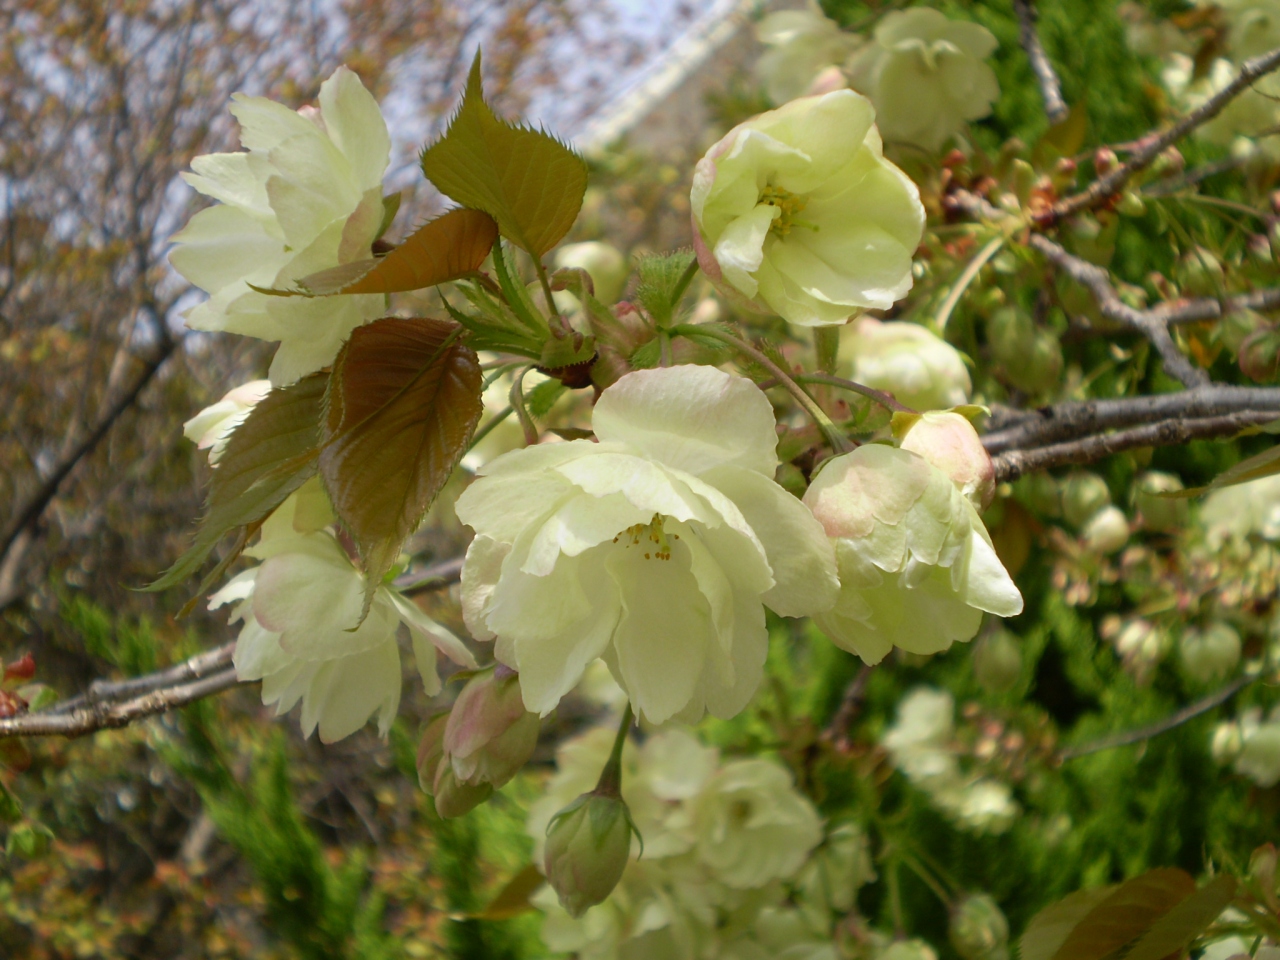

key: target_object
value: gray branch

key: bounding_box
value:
[1012,0,1069,124]
[983,385,1280,454]
[0,555,464,739]
[990,409,1280,482]
[1051,44,1280,220]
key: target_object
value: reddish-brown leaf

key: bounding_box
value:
[321,317,482,609]
[300,208,497,296]
[1050,869,1197,960]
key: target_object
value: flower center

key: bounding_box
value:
[759,184,818,238]
[613,514,679,561]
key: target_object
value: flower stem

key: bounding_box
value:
[671,323,853,453]
[813,326,840,375]
[533,257,562,321]
[793,372,914,413]
[467,406,513,453]
[668,257,700,314]
[509,366,540,446]
[594,703,634,798]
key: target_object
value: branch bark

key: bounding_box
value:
[990,409,1280,481]
[983,385,1280,454]
[0,553,465,739]
[1012,0,1069,125]
[1050,45,1280,220]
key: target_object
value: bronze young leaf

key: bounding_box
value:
[321,317,483,614]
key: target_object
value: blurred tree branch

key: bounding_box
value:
[1012,0,1068,125]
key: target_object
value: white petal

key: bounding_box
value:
[592,366,780,477]
[387,589,476,669]
[713,203,780,298]
[958,524,1023,617]
[702,464,838,617]
[607,541,711,724]
[460,535,510,642]
[318,67,392,192]
[303,640,402,742]
[523,491,651,576]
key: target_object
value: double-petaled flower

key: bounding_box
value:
[456,364,838,725]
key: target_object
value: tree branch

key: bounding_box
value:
[1012,0,1069,125]
[1058,672,1256,761]
[990,409,1280,481]
[1050,44,1280,221]
[0,554,465,739]
[1024,231,1209,387]
[982,385,1280,454]
[0,340,178,579]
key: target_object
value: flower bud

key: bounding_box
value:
[554,241,629,305]
[973,630,1022,694]
[1113,618,1169,685]
[1179,622,1241,683]
[1082,506,1129,554]
[1061,473,1111,529]
[846,318,971,412]
[1014,473,1062,518]
[950,894,1010,960]
[1221,308,1268,353]
[1211,721,1244,765]
[988,310,1063,394]
[1133,471,1187,532]
[544,793,635,917]
[1239,326,1280,382]
[417,712,494,819]
[444,667,540,789]
[1176,246,1224,298]
[1237,720,1280,788]
[898,411,996,509]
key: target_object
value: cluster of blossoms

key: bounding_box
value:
[208,482,475,742]
[881,687,1019,834]
[754,4,1000,152]
[527,723,867,959]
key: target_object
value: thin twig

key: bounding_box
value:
[47,643,235,716]
[1051,45,1280,221]
[0,341,178,570]
[1058,672,1257,761]
[982,385,1280,454]
[1024,231,1209,387]
[990,410,1280,481]
[1012,0,1069,125]
[1153,286,1280,326]
[794,372,913,413]
[821,663,874,749]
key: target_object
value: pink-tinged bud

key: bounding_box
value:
[544,792,635,917]
[897,411,996,509]
[1093,147,1118,175]
[417,713,494,819]
[443,667,540,789]
[1239,326,1280,382]
[3,654,35,682]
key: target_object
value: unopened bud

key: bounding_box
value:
[950,894,1010,960]
[3,655,35,682]
[1133,471,1186,532]
[417,712,494,819]
[1179,622,1241,683]
[1093,147,1118,175]
[1114,618,1169,685]
[554,242,629,305]
[1239,326,1280,382]
[1082,505,1129,554]
[1237,720,1280,788]
[1014,473,1062,518]
[1061,473,1111,529]
[1176,246,1224,298]
[1116,191,1146,217]
[444,667,540,789]
[1219,309,1267,354]
[1211,721,1244,764]
[898,411,996,509]
[973,630,1023,694]
[544,792,636,917]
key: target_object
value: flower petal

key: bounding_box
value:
[592,366,779,477]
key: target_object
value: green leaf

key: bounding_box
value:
[0,779,22,823]
[321,318,483,613]
[1020,886,1117,960]
[420,51,588,257]
[1047,869,1196,960]
[633,250,696,327]
[298,208,498,296]
[145,374,326,592]
[1124,875,1238,960]
[1179,443,1280,497]
[1034,99,1089,167]
[469,863,545,920]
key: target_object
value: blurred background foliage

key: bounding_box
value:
[2,0,1280,956]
